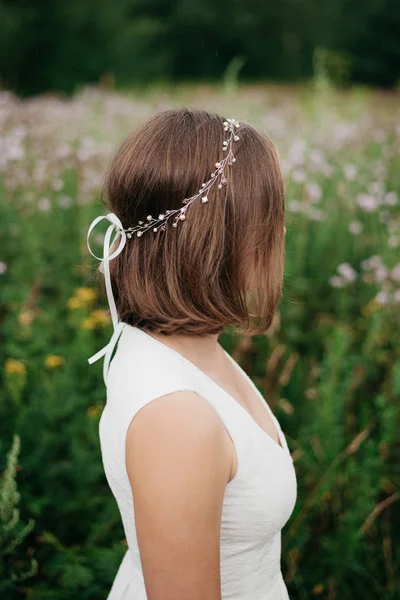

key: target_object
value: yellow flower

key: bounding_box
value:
[68,287,97,310]
[87,405,102,418]
[91,309,111,325]
[312,584,324,595]
[45,355,65,368]
[5,358,26,377]
[18,310,35,326]
[68,296,84,309]
[81,316,96,330]
[81,310,111,330]
[75,287,97,303]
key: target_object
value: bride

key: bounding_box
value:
[87,108,297,599]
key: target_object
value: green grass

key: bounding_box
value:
[0,83,399,599]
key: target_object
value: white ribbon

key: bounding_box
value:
[86,212,127,384]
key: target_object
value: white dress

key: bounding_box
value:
[97,322,297,600]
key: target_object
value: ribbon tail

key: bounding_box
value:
[87,322,126,382]
[102,321,126,385]
[88,345,108,365]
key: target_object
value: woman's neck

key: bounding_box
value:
[148,330,223,369]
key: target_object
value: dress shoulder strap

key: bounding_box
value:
[104,324,199,437]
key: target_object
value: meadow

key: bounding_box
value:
[0,83,399,599]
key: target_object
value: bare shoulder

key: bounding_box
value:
[125,390,232,500]
[125,390,231,600]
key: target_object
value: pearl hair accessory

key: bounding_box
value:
[125,118,240,238]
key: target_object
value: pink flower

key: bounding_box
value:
[374,266,388,282]
[384,192,398,206]
[329,276,344,288]
[391,264,400,283]
[349,221,363,235]
[343,164,357,181]
[58,195,72,208]
[375,291,390,305]
[38,197,51,212]
[361,256,383,271]
[356,194,379,213]
[308,208,327,221]
[337,263,357,282]
[288,200,304,213]
[292,169,306,183]
[306,182,322,203]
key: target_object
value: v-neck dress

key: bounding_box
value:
[99,323,297,600]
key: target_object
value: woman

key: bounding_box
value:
[87,108,297,599]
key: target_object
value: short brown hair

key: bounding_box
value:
[103,108,285,336]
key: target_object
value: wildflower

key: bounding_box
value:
[310,149,324,168]
[305,182,322,202]
[278,399,294,415]
[308,207,327,221]
[312,583,324,595]
[68,296,84,309]
[375,291,390,305]
[349,221,363,235]
[91,309,111,325]
[337,263,357,283]
[391,264,400,283]
[0,261,7,274]
[52,179,64,191]
[343,163,357,181]
[383,191,398,206]
[38,197,51,212]
[87,405,103,418]
[329,275,344,288]
[393,290,400,304]
[55,143,71,159]
[5,358,26,377]
[18,310,35,326]
[369,181,385,196]
[361,255,382,271]
[58,195,72,208]
[373,264,388,283]
[288,200,304,213]
[75,287,97,303]
[45,355,65,368]
[82,316,96,330]
[291,169,306,184]
[356,193,379,213]
[82,309,110,330]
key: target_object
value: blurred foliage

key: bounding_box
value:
[0,84,399,598]
[0,435,37,595]
[0,0,400,96]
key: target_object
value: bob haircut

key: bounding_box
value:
[103,108,285,336]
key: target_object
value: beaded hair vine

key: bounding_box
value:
[125,118,240,238]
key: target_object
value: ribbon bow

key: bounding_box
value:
[86,212,127,384]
